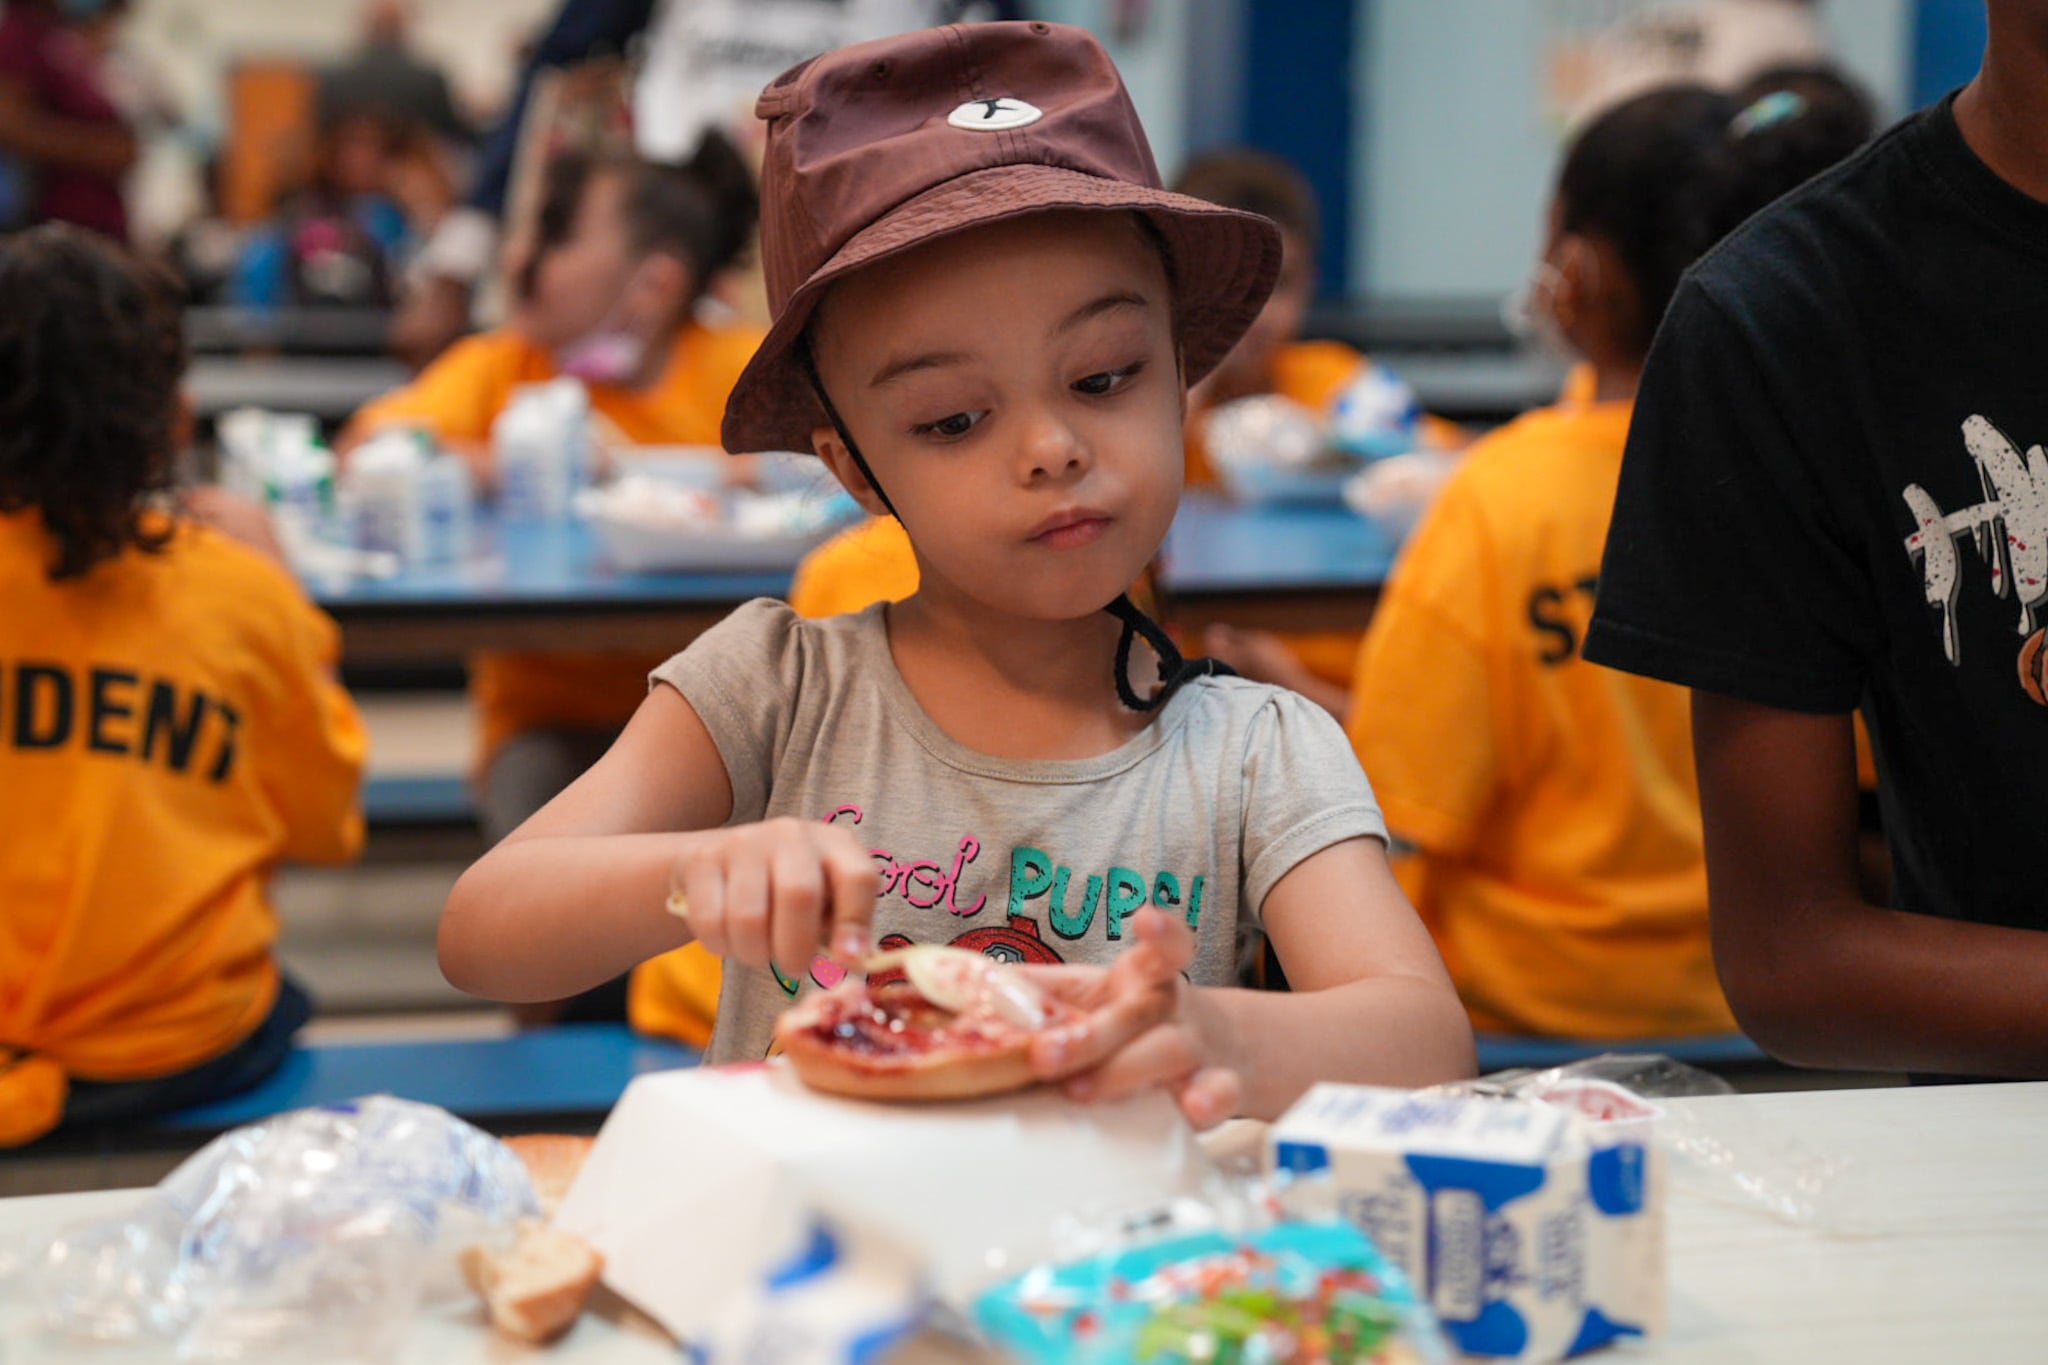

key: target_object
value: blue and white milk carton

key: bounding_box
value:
[1268,1084,1664,1361]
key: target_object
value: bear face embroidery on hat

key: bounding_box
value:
[947,96,1043,131]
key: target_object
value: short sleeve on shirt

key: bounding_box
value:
[649,598,806,823]
[1584,279,1876,713]
[1237,689,1388,917]
[1348,477,1500,857]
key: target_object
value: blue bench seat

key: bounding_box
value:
[157,1023,700,1133]
[1474,1031,1768,1075]
[361,772,474,826]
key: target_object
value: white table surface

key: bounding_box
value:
[4,1082,2046,1362]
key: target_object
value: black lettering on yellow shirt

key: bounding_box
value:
[88,668,138,755]
[1527,575,1602,667]
[142,679,208,773]
[12,662,72,749]
[5,661,238,781]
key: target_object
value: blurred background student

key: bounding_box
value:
[228,107,447,311]
[0,227,364,1146]
[1172,148,1466,716]
[391,0,1017,367]
[0,0,138,240]
[1343,74,1871,1042]
[342,140,760,1027]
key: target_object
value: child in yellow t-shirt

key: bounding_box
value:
[1174,149,1465,712]
[1346,85,1869,1040]
[347,142,764,1032]
[346,144,763,829]
[0,228,366,1146]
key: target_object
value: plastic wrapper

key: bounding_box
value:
[973,1176,1449,1365]
[1327,364,1425,462]
[1342,450,1460,542]
[28,1096,539,1361]
[1436,1054,1871,1235]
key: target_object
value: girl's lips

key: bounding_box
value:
[1029,515,1112,549]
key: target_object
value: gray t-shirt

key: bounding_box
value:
[651,600,1387,1064]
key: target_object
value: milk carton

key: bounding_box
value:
[493,378,591,520]
[1268,1084,1664,1361]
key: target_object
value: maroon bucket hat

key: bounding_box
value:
[720,20,1283,455]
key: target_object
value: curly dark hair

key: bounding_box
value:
[0,225,188,580]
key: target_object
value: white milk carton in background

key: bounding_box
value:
[1268,1084,1664,1361]
[337,431,421,559]
[409,450,474,564]
[493,378,591,519]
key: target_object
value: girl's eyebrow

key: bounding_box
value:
[869,348,972,389]
[865,290,1151,389]
[1054,290,1150,336]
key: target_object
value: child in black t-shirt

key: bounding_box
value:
[1586,1,2048,1079]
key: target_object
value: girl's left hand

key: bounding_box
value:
[1024,907,1241,1130]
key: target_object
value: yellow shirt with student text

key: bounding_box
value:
[352,321,765,757]
[1346,397,1734,1039]
[0,513,366,1144]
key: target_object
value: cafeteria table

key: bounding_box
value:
[5,1081,2045,1362]
[312,494,1395,664]
[188,355,409,420]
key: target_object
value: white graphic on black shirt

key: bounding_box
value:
[1901,414,2048,667]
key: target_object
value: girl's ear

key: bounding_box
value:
[1549,232,1592,332]
[812,424,893,517]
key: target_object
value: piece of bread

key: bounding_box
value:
[460,1217,604,1345]
[503,1133,596,1217]
[780,1022,1040,1101]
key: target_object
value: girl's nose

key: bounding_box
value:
[1020,411,1092,483]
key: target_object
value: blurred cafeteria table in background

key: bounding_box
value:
[185,306,395,356]
[189,355,408,420]
[310,495,1397,664]
[1158,493,1396,633]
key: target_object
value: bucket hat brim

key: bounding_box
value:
[720,162,1281,455]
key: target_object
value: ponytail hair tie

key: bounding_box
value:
[1730,90,1806,139]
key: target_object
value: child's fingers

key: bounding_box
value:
[769,839,827,982]
[1061,1022,1200,1105]
[1031,976,1178,1080]
[1108,907,1197,989]
[1170,1067,1242,1130]
[816,827,878,962]
[722,842,773,967]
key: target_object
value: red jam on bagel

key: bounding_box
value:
[775,946,1074,1101]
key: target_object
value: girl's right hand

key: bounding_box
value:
[672,818,880,973]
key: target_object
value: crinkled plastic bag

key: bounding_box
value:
[31,1096,540,1361]
[1435,1054,1872,1234]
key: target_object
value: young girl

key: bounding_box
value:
[441,20,1473,1124]
[347,139,763,911]
[0,227,365,1145]
[1345,85,1869,1041]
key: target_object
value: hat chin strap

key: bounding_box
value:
[801,348,1232,712]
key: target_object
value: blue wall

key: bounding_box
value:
[1911,0,1986,105]
[1241,0,1356,297]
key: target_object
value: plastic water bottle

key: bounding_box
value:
[408,452,474,565]
[493,379,590,519]
[339,431,424,558]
